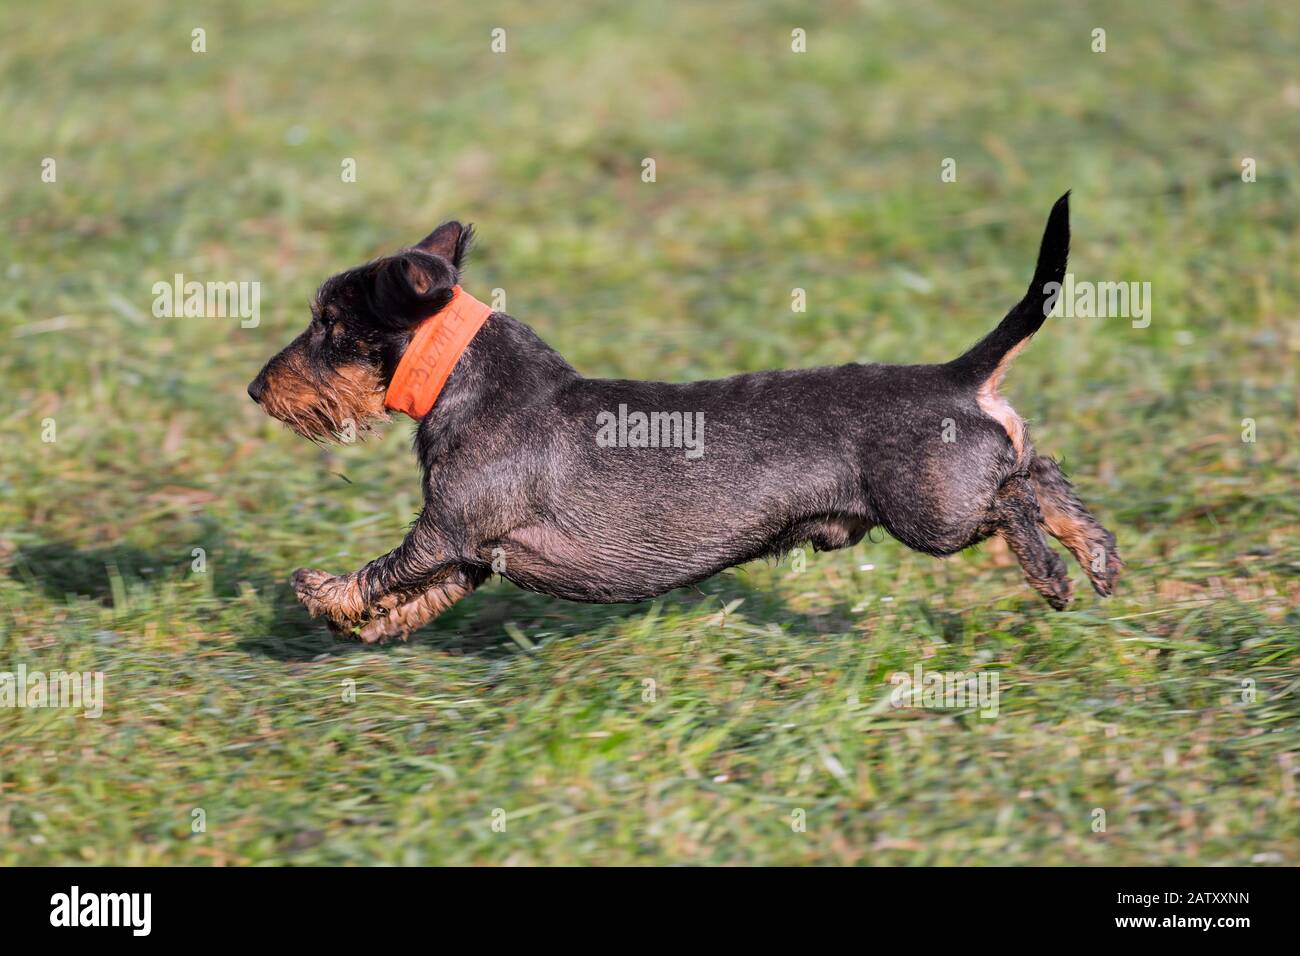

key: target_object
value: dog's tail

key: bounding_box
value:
[947,192,1070,385]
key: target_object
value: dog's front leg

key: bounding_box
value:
[350,565,489,643]
[292,518,462,637]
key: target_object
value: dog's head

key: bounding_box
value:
[246,221,474,441]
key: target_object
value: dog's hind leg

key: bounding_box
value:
[1030,455,1122,596]
[989,475,1074,610]
[353,566,489,643]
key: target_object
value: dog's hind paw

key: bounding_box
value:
[1084,532,1123,597]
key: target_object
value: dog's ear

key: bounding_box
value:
[415,221,474,268]
[368,252,455,328]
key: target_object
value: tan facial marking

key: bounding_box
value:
[258,354,388,442]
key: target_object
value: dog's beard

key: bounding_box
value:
[276,399,389,444]
[260,363,390,443]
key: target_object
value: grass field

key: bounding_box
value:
[1,0,1297,865]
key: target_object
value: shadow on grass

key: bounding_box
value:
[245,560,880,663]
[10,538,891,664]
[11,541,168,604]
[8,534,337,657]
[11,534,270,603]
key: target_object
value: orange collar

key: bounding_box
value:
[384,285,493,420]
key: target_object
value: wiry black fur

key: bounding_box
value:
[250,196,1121,640]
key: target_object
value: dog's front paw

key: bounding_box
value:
[293,568,366,632]
[292,567,334,616]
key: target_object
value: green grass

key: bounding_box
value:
[1,0,1297,865]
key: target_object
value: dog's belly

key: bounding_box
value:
[493,509,871,603]
[494,522,738,602]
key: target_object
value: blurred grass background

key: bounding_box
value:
[0,0,1297,864]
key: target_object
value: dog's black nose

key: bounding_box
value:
[247,377,266,404]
